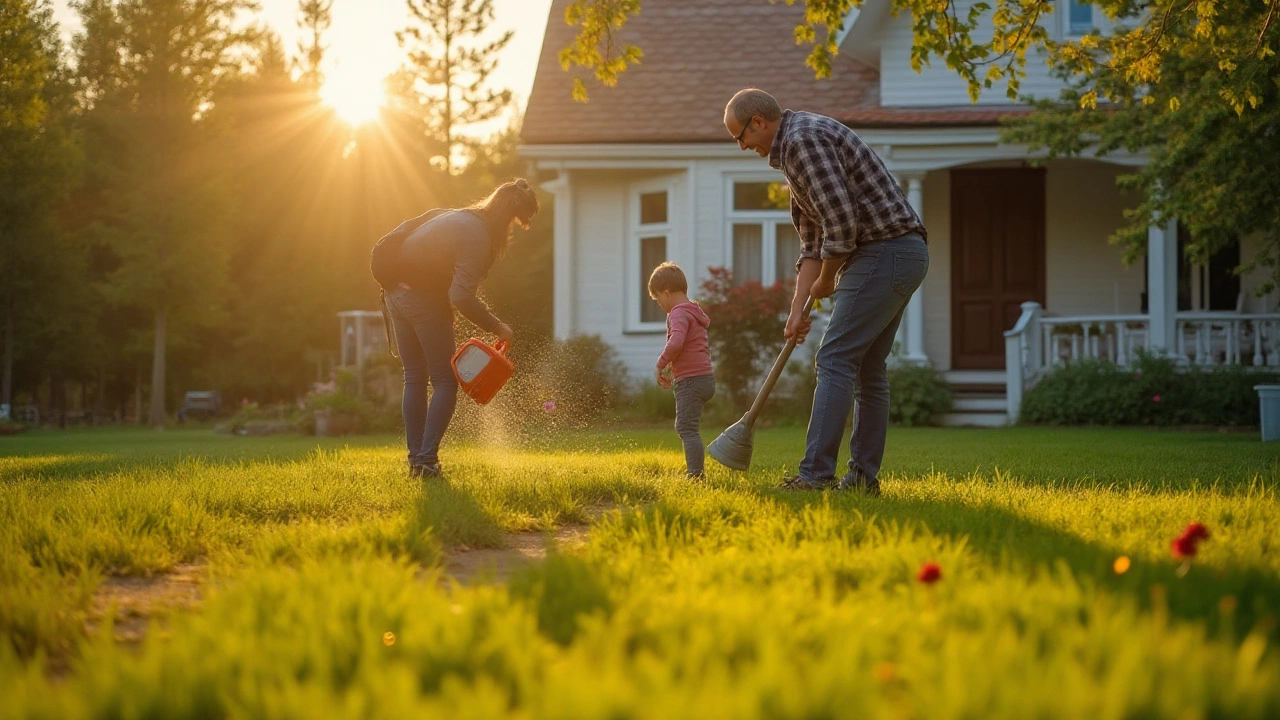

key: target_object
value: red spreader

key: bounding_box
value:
[451,338,514,405]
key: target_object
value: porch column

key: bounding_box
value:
[1146,218,1177,353]
[903,174,927,363]
[543,170,575,339]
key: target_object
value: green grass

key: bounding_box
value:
[1,425,1277,718]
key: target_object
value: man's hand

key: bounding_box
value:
[784,309,813,345]
[809,275,836,300]
[494,323,515,344]
[655,366,672,389]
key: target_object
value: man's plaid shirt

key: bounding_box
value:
[769,110,925,270]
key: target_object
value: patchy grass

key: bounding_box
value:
[1,426,1277,717]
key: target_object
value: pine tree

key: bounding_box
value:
[393,0,514,174]
[294,0,332,90]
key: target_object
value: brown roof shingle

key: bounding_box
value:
[521,0,882,145]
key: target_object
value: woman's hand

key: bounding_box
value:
[495,323,514,344]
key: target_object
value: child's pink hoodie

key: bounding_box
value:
[656,302,713,380]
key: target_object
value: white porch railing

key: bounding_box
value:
[1003,302,1280,421]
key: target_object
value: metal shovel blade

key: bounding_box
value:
[707,413,755,471]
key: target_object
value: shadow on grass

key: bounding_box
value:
[764,487,1280,640]
[408,480,505,551]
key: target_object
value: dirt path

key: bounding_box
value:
[442,525,590,585]
[86,563,205,644]
[84,526,593,643]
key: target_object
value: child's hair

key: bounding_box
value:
[647,262,688,297]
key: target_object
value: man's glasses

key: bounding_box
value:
[733,117,755,144]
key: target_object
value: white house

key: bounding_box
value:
[519,0,1280,424]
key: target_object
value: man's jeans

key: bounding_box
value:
[673,374,716,476]
[386,286,456,470]
[799,233,929,484]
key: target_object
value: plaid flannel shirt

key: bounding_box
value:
[769,110,925,271]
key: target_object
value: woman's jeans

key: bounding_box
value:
[673,374,716,476]
[386,286,456,470]
[799,233,930,484]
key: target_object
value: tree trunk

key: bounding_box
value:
[134,366,143,425]
[95,368,106,425]
[2,299,12,417]
[148,308,167,429]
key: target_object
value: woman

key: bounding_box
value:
[385,178,539,478]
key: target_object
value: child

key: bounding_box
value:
[649,262,715,478]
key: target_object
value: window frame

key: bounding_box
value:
[626,178,676,333]
[724,174,799,288]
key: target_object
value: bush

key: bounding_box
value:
[620,381,677,423]
[1020,352,1280,426]
[698,267,792,410]
[888,362,953,426]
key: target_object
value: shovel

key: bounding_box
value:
[708,296,817,471]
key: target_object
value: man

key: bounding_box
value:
[724,88,929,494]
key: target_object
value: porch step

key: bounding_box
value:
[937,375,1010,426]
[944,370,1006,385]
[936,411,1011,428]
[952,395,1007,413]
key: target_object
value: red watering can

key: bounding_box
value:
[451,338,514,405]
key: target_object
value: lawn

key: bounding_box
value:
[1,425,1278,718]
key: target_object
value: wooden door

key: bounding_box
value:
[951,168,1046,369]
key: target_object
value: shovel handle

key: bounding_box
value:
[744,295,817,427]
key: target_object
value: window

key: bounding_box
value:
[1065,0,1093,36]
[640,191,668,224]
[775,224,802,285]
[629,185,673,330]
[1176,225,1241,312]
[727,178,797,287]
[639,236,667,323]
[732,224,763,286]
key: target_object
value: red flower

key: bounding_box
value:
[916,562,942,584]
[1152,395,1161,403]
[1171,523,1210,560]
[1183,523,1209,542]
[1171,534,1198,559]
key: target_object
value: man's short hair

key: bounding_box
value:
[648,262,687,296]
[726,88,783,126]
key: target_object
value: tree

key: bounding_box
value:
[0,0,80,416]
[71,0,257,428]
[393,0,514,174]
[561,0,1280,288]
[294,0,332,90]
[1004,2,1280,292]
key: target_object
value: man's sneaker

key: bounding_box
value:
[410,463,442,479]
[778,475,835,491]
[836,473,881,496]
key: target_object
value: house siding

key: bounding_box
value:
[879,3,1099,107]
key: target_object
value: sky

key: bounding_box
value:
[49,0,555,124]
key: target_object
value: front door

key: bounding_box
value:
[951,168,1046,369]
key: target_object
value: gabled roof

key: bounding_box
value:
[521,0,881,145]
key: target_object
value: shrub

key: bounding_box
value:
[698,267,792,410]
[620,381,677,423]
[1020,351,1280,426]
[888,362,953,426]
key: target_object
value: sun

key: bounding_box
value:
[320,66,385,127]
